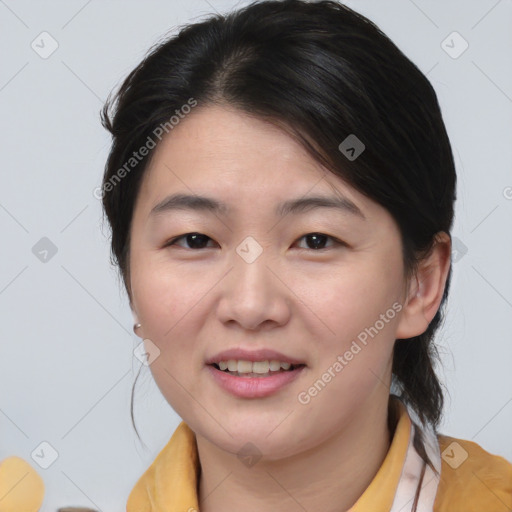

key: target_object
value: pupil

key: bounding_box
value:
[307,233,327,250]
[187,233,209,249]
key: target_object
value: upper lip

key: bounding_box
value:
[205,348,306,366]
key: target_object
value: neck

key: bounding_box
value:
[196,395,397,512]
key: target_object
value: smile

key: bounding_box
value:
[206,362,306,398]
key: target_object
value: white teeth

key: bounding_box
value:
[237,360,253,373]
[269,360,281,371]
[215,359,297,374]
[252,361,270,374]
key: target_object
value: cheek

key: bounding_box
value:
[302,260,402,387]
[131,258,216,381]
[132,263,205,412]
[132,259,202,337]
[306,261,401,338]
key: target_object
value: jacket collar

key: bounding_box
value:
[127,396,441,512]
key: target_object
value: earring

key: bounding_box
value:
[133,323,142,334]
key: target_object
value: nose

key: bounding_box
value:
[215,243,291,331]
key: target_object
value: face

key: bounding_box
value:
[129,104,410,459]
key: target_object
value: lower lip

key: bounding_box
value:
[206,364,306,398]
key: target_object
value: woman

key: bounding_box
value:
[99,1,512,510]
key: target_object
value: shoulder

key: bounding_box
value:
[434,434,512,512]
[126,422,199,512]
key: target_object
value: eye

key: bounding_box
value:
[164,232,216,250]
[164,232,344,251]
[294,232,345,251]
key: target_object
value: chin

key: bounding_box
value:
[223,420,305,460]
[193,413,283,450]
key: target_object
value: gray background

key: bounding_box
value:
[1,0,511,510]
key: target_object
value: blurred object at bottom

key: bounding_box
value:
[57,508,99,512]
[0,456,44,512]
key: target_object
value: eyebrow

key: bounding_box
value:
[149,193,366,220]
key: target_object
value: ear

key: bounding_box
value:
[395,231,452,339]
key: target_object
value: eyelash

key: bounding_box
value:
[163,232,346,251]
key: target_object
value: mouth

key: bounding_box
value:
[208,361,307,378]
[206,360,307,398]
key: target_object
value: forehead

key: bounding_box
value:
[149,104,319,175]
[135,104,381,222]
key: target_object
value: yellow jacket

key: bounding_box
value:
[127,399,512,512]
